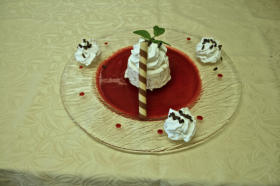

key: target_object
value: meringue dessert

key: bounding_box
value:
[75,39,100,66]
[196,37,222,63]
[164,107,196,142]
[124,38,171,90]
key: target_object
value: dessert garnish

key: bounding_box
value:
[196,37,222,63]
[115,123,122,128]
[164,107,196,142]
[196,115,203,121]
[131,26,170,118]
[179,110,193,122]
[157,129,163,134]
[137,41,148,118]
[75,39,100,66]
[169,112,184,123]
[133,25,170,47]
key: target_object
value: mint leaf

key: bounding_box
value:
[160,40,171,46]
[133,26,170,46]
[151,39,160,43]
[153,26,165,37]
[133,30,151,40]
[152,39,171,46]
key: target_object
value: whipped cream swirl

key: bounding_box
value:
[75,39,100,66]
[124,38,171,90]
[164,107,196,142]
[196,37,222,63]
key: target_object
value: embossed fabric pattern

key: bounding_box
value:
[0,0,279,185]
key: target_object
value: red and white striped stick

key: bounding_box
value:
[138,41,148,119]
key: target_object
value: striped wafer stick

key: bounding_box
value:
[138,41,148,119]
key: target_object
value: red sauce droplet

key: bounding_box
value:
[116,123,121,128]
[217,73,223,78]
[197,115,203,120]
[157,129,163,134]
[79,65,83,69]
[104,42,108,45]
[79,92,85,96]
[187,37,191,41]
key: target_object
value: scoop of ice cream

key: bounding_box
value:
[129,38,168,70]
[163,107,196,142]
[75,39,100,66]
[124,38,171,90]
[196,37,222,63]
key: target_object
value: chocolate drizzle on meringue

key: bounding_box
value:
[196,37,222,63]
[179,110,193,122]
[201,39,218,50]
[169,112,184,123]
[78,39,93,50]
[168,110,194,124]
[202,39,209,44]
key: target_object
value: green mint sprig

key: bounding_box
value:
[133,26,171,46]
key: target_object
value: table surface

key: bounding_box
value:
[0,0,279,185]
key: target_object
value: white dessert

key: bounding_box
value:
[75,39,100,66]
[164,107,196,142]
[124,39,171,90]
[196,37,222,63]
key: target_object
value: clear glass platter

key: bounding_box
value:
[60,28,241,154]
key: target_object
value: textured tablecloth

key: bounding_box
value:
[0,0,279,185]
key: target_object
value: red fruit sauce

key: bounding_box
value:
[157,129,164,134]
[96,46,202,120]
[197,115,203,120]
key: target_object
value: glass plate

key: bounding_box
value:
[60,28,241,154]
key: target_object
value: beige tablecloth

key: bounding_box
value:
[0,0,279,185]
